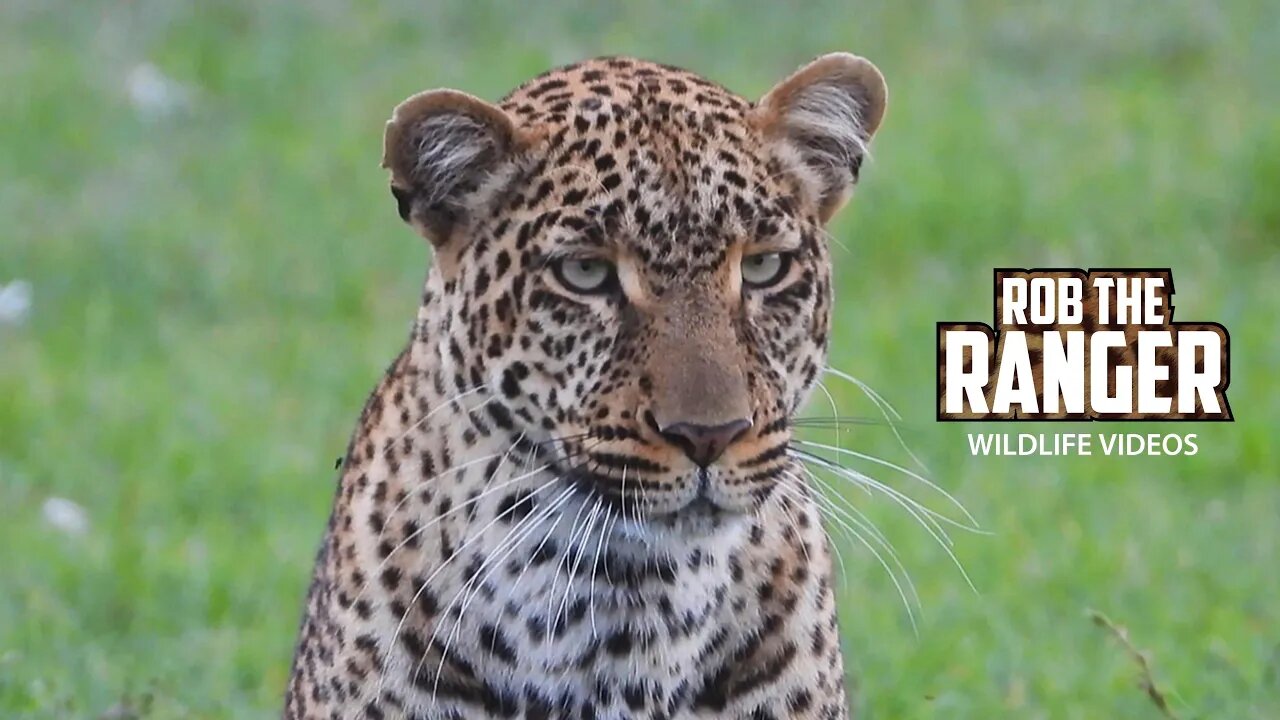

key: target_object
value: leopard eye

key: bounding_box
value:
[553,257,615,294]
[741,252,789,288]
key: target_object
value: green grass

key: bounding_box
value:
[2,1,1278,717]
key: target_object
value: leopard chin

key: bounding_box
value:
[611,495,750,549]
[650,496,743,538]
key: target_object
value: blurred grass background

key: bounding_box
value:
[2,1,1278,718]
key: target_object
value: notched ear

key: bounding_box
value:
[382,90,523,246]
[755,53,888,222]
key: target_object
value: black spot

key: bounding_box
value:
[478,623,518,665]
[496,491,535,523]
[605,627,633,656]
[622,682,647,710]
[531,539,558,565]
[486,402,515,430]
[501,368,522,398]
[380,566,401,591]
[354,598,372,619]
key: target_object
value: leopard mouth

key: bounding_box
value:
[678,468,729,515]
[553,459,741,521]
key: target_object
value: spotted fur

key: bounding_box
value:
[284,53,887,720]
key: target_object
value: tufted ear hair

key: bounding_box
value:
[382,90,524,248]
[755,53,887,222]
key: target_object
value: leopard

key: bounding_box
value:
[283,52,888,720]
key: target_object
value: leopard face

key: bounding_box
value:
[384,56,886,530]
[286,53,889,720]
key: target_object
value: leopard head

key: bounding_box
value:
[382,54,886,528]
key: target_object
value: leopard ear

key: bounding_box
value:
[755,53,887,222]
[382,90,523,247]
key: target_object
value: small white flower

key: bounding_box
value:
[42,497,89,536]
[0,280,31,326]
[125,63,192,120]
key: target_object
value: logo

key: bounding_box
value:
[937,269,1232,421]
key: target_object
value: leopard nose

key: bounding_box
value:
[658,417,753,468]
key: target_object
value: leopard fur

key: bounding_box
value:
[284,53,887,720]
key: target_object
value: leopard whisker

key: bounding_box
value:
[813,378,846,464]
[378,469,559,706]
[793,448,953,556]
[446,476,561,626]
[804,475,894,550]
[543,489,597,651]
[362,429,588,562]
[556,496,604,633]
[782,469,920,608]
[491,484,579,634]
[587,504,618,640]
[351,452,540,606]
[793,451,979,595]
[814,222,851,256]
[780,468,888,549]
[792,447,956,538]
[795,438,981,531]
[822,365,932,475]
[389,383,490,448]
[776,474,920,634]
[770,481,815,570]
[428,478,567,700]
[483,430,526,492]
[773,480,869,607]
